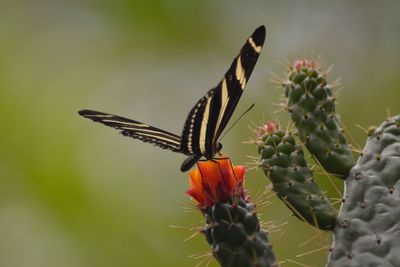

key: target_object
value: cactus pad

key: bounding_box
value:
[257,122,336,230]
[328,116,400,266]
[283,59,355,177]
[204,197,278,267]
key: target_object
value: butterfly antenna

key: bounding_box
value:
[219,103,255,142]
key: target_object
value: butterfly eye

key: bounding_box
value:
[216,143,223,153]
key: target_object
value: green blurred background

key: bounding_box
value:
[1,1,399,266]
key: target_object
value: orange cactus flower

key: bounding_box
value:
[186,158,247,209]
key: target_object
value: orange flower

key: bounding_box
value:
[186,158,247,209]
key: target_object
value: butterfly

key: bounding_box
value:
[79,25,266,172]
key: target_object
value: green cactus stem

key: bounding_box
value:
[256,122,336,231]
[328,115,400,266]
[283,59,355,177]
[204,197,277,267]
[186,158,278,267]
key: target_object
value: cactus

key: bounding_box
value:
[186,158,278,267]
[252,58,400,266]
[327,116,400,266]
[256,122,336,230]
[283,59,355,177]
[203,198,277,267]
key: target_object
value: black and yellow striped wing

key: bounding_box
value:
[180,25,266,159]
[78,25,266,172]
[78,110,183,153]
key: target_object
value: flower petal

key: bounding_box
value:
[186,157,248,209]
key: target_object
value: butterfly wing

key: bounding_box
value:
[180,25,266,157]
[78,109,183,153]
[180,88,215,156]
[212,25,266,143]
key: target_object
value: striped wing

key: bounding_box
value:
[78,110,183,152]
[180,25,266,156]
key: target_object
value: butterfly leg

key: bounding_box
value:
[210,158,232,189]
[209,158,241,205]
[225,158,245,203]
[213,155,240,183]
[196,161,218,204]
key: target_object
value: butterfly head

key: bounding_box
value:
[215,142,223,154]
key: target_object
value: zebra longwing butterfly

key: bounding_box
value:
[79,25,266,172]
